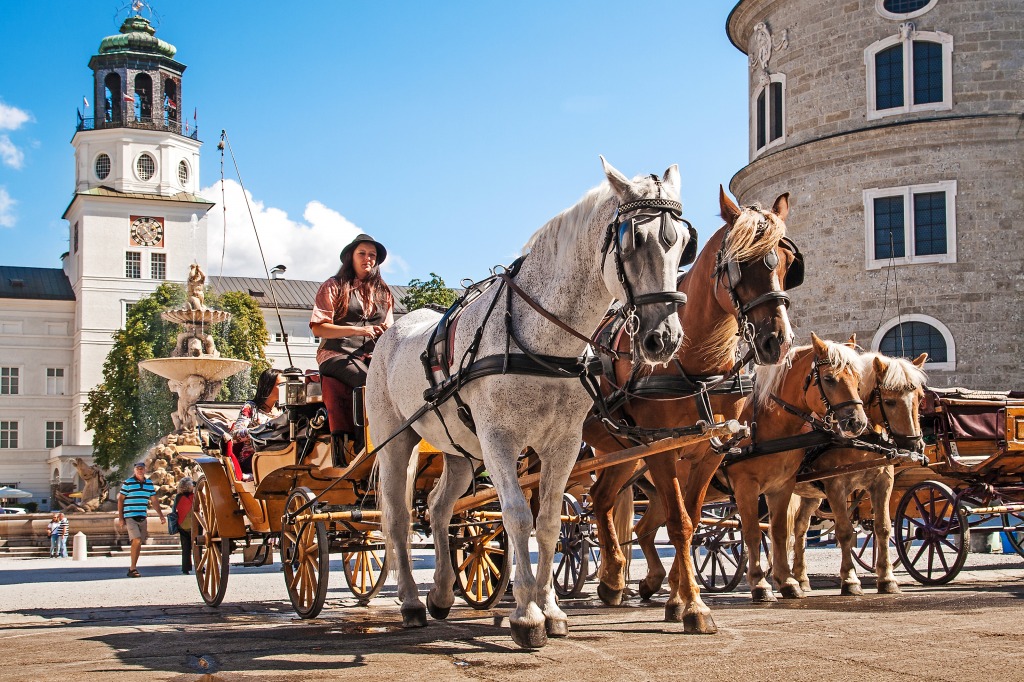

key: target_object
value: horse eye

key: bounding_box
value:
[822,374,838,384]
[884,399,898,407]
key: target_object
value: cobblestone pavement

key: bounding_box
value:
[1,544,1022,681]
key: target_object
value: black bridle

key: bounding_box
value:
[866,385,924,447]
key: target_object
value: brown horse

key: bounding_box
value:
[791,351,927,596]
[581,187,800,632]
[724,334,868,602]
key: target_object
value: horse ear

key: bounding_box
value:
[719,185,741,226]
[912,352,928,368]
[662,164,680,194]
[810,332,828,357]
[772,192,790,222]
[872,355,890,377]
[600,155,633,198]
[846,333,857,348]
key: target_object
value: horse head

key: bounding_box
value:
[864,352,928,452]
[714,188,799,365]
[599,157,689,366]
[805,333,868,437]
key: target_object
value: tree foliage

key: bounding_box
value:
[400,272,458,312]
[85,283,269,472]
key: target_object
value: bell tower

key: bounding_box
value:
[63,11,213,445]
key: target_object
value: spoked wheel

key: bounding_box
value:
[191,476,231,606]
[451,513,511,610]
[342,531,388,603]
[280,487,330,618]
[553,493,588,598]
[849,492,901,572]
[1001,509,1024,558]
[895,481,968,585]
[692,502,746,593]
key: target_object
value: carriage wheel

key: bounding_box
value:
[191,476,231,607]
[849,492,901,572]
[280,487,330,618]
[895,481,968,585]
[342,532,388,603]
[451,514,511,610]
[553,493,588,599]
[1001,510,1024,558]
[692,502,746,593]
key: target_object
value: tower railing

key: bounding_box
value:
[75,115,199,141]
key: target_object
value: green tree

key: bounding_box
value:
[400,272,457,312]
[85,283,269,472]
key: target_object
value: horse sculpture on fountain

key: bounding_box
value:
[368,158,691,648]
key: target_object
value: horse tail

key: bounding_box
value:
[613,484,635,575]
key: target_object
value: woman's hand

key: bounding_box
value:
[367,324,388,339]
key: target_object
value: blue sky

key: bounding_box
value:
[0,1,750,287]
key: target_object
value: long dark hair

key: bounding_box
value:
[334,248,393,318]
[253,368,282,409]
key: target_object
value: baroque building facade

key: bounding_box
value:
[727,0,1023,389]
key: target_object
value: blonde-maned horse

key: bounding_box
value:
[791,351,927,596]
[367,159,690,649]
[726,334,868,602]
[581,187,799,632]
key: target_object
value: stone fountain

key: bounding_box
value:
[137,263,250,505]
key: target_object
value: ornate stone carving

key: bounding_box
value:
[898,22,916,41]
[750,21,790,87]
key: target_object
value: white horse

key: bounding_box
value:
[367,158,690,648]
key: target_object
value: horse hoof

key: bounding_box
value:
[664,604,684,622]
[427,600,451,621]
[510,622,548,649]
[683,612,718,635]
[401,605,428,628]
[840,583,864,597]
[597,582,623,606]
[780,584,805,599]
[799,581,812,593]
[878,581,901,595]
[545,617,569,638]
[637,581,657,601]
[751,587,777,603]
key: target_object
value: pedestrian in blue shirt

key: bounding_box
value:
[117,462,166,577]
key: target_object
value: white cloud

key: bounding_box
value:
[200,180,408,282]
[0,102,30,131]
[0,135,24,169]
[0,187,15,228]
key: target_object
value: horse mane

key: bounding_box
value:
[859,352,928,398]
[753,339,863,411]
[683,206,788,367]
[522,183,616,266]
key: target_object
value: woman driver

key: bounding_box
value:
[310,234,394,449]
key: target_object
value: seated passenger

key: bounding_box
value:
[230,368,284,480]
[310,234,394,452]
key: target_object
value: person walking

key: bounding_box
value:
[47,513,60,558]
[116,462,166,577]
[57,512,69,558]
[171,477,195,574]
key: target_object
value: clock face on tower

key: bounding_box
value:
[129,216,165,247]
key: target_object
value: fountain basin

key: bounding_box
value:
[139,357,251,382]
[161,309,232,325]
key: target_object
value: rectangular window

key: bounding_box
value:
[274,332,289,343]
[912,41,943,105]
[0,368,19,395]
[873,196,905,260]
[755,90,766,150]
[125,252,141,278]
[864,181,956,269]
[875,44,904,110]
[45,421,63,449]
[74,222,79,254]
[769,81,783,142]
[46,368,65,396]
[0,422,18,449]
[151,252,166,280]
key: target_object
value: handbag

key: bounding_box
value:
[167,509,179,534]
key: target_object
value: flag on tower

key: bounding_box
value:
[83,96,89,109]
[123,93,136,103]
[132,1,145,11]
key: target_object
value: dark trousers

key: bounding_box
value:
[178,529,193,572]
[320,355,367,436]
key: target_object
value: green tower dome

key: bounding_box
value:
[98,16,176,58]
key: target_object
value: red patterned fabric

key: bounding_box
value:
[321,374,354,435]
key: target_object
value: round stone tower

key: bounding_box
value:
[726,0,1023,389]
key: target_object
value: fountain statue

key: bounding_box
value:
[137,262,251,504]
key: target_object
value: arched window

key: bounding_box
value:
[134,73,153,122]
[865,29,952,120]
[164,79,178,125]
[752,73,786,156]
[872,314,955,371]
[136,153,156,182]
[103,72,122,123]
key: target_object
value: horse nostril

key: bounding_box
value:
[643,331,666,355]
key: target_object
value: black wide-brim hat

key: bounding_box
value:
[340,233,387,265]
